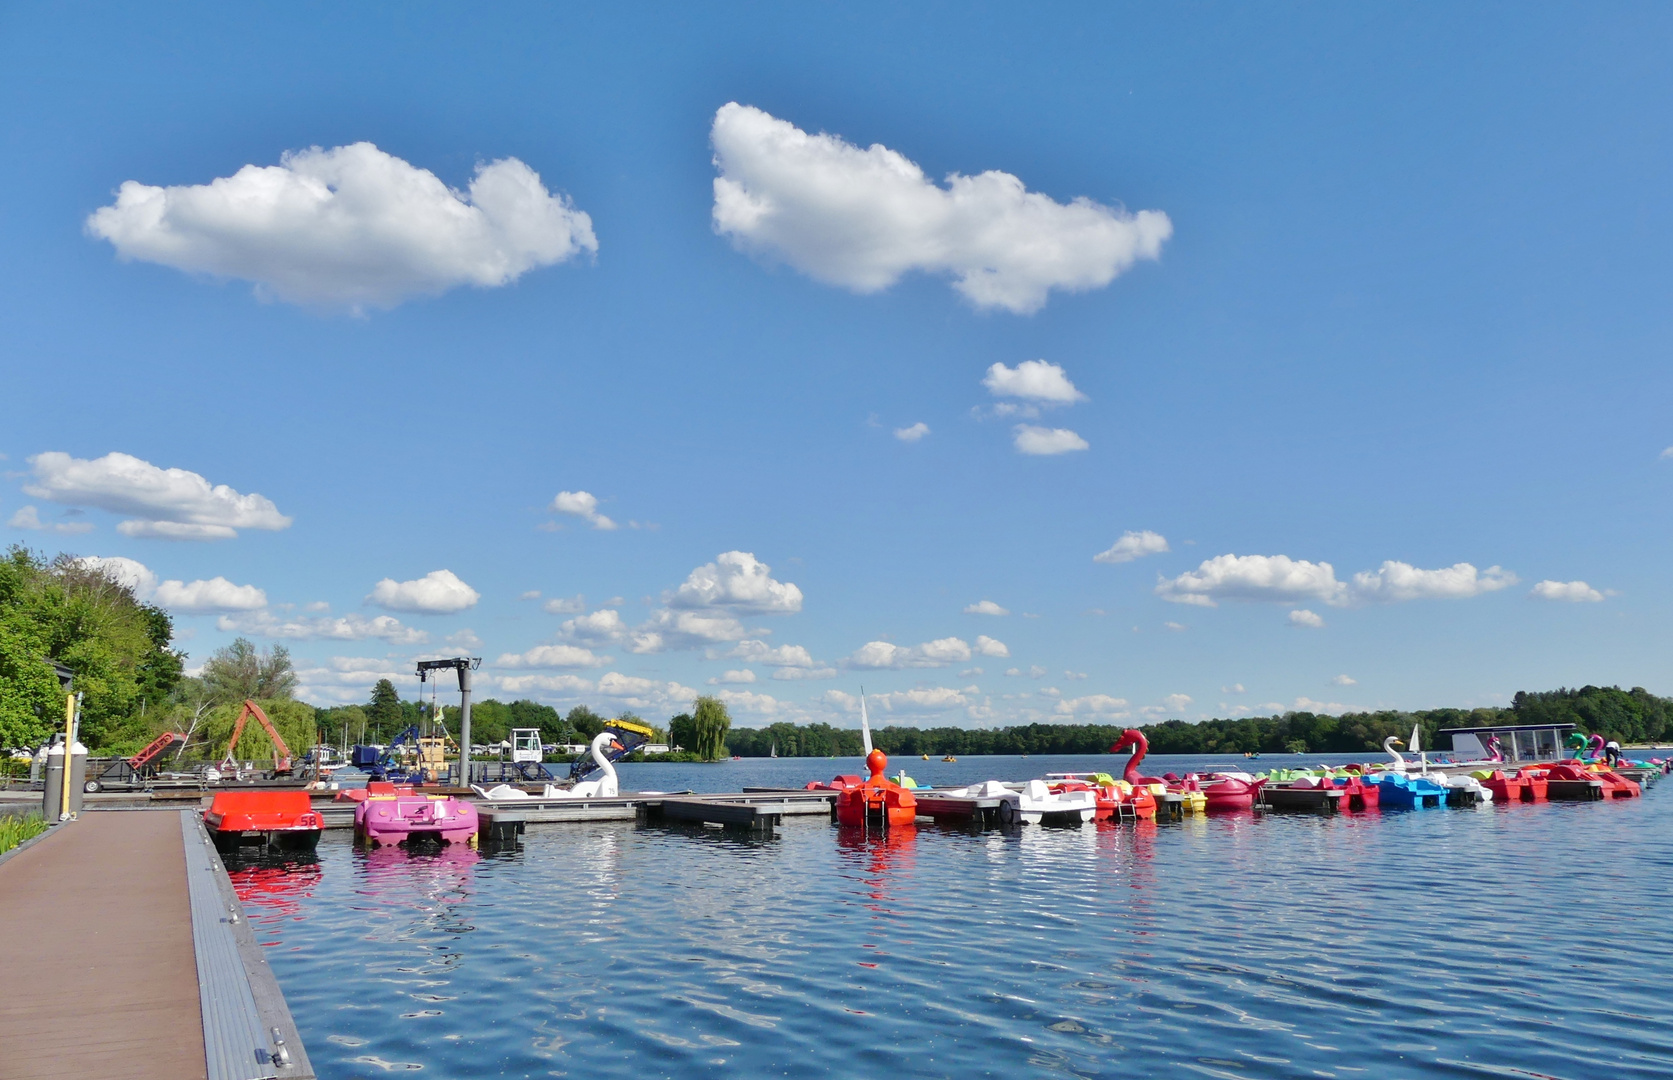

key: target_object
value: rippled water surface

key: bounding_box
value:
[231,755,1673,1079]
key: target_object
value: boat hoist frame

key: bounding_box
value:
[569,718,656,782]
[220,699,294,775]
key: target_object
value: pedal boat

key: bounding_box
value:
[1365,772,1449,808]
[1047,773,1157,820]
[1194,771,1266,813]
[1109,729,1208,812]
[834,750,917,828]
[205,791,324,853]
[355,792,480,846]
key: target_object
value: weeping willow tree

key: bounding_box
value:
[689,695,732,761]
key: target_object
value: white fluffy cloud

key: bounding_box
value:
[7,506,92,534]
[827,686,973,714]
[73,555,158,596]
[1288,609,1325,628]
[710,103,1171,314]
[1159,554,1346,607]
[1162,554,1518,609]
[1531,579,1606,602]
[719,640,819,668]
[556,608,631,647]
[1094,530,1169,564]
[894,422,930,442]
[1162,693,1193,712]
[1331,674,1358,686]
[367,570,480,614]
[595,672,699,713]
[494,644,609,669]
[983,360,1086,404]
[629,608,749,653]
[1012,425,1088,456]
[668,551,802,613]
[1349,561,1516,602]
[492,673,596,697]
[86,142,596,310]
[846,636,997,669]
[153,576,267,614]
[715,689,786,716]
[549,491,617,530]
[25,452,290,540]
[1054,694,1131,719]
[709,669,758,685]
[71,556,262,614]
[294,656,417,706]
[218,610,427,644]
[541,593,585,614]
[964,599,1009,616]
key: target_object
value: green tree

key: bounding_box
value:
[201,637,296,701]
[689,695,732,761]
[567,705,606,742]
[366,679,403,739]
[0,547,183,751]
[667,712,695,752]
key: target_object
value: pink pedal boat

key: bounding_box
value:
[354,793,479,847]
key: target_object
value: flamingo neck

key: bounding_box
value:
[1122,733,1148,784]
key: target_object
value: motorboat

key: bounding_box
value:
[204,791,323,853]
[355,793,480,846]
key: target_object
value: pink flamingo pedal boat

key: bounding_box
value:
[354,792,480,847]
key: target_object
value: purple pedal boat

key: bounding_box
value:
[354,793,479,847]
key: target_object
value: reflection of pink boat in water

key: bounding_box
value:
[355,793,479,846]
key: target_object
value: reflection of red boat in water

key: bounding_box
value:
[834,750,917,828]
[226,859,324,927]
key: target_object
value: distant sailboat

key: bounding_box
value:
[770,741,778,758]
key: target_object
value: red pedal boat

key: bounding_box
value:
[205,791,324,853]
[834,751,916,828]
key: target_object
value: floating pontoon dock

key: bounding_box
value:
[0,810,313,1080]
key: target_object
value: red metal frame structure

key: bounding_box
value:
[220,699,294,774]
[127,731,177,770]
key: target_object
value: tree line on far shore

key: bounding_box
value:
[722,686,1673,758]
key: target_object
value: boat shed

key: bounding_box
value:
[1438,723,1576,763]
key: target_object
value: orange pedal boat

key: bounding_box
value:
[205,790,324,853]
[834,750,917,828]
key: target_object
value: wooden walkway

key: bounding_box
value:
[0,812,207,1080]
[0,811,313,1080]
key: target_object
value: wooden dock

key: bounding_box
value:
[0,811,313,1080]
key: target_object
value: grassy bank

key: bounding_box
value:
[0,813,48,855]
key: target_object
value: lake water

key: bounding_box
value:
[231,754,1673,1079]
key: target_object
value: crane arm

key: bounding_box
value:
[224,700,293,772]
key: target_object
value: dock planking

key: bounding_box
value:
[0,810,314,1080]
[0,812,208,1080]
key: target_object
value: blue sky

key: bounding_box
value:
[4,3,1671,726]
